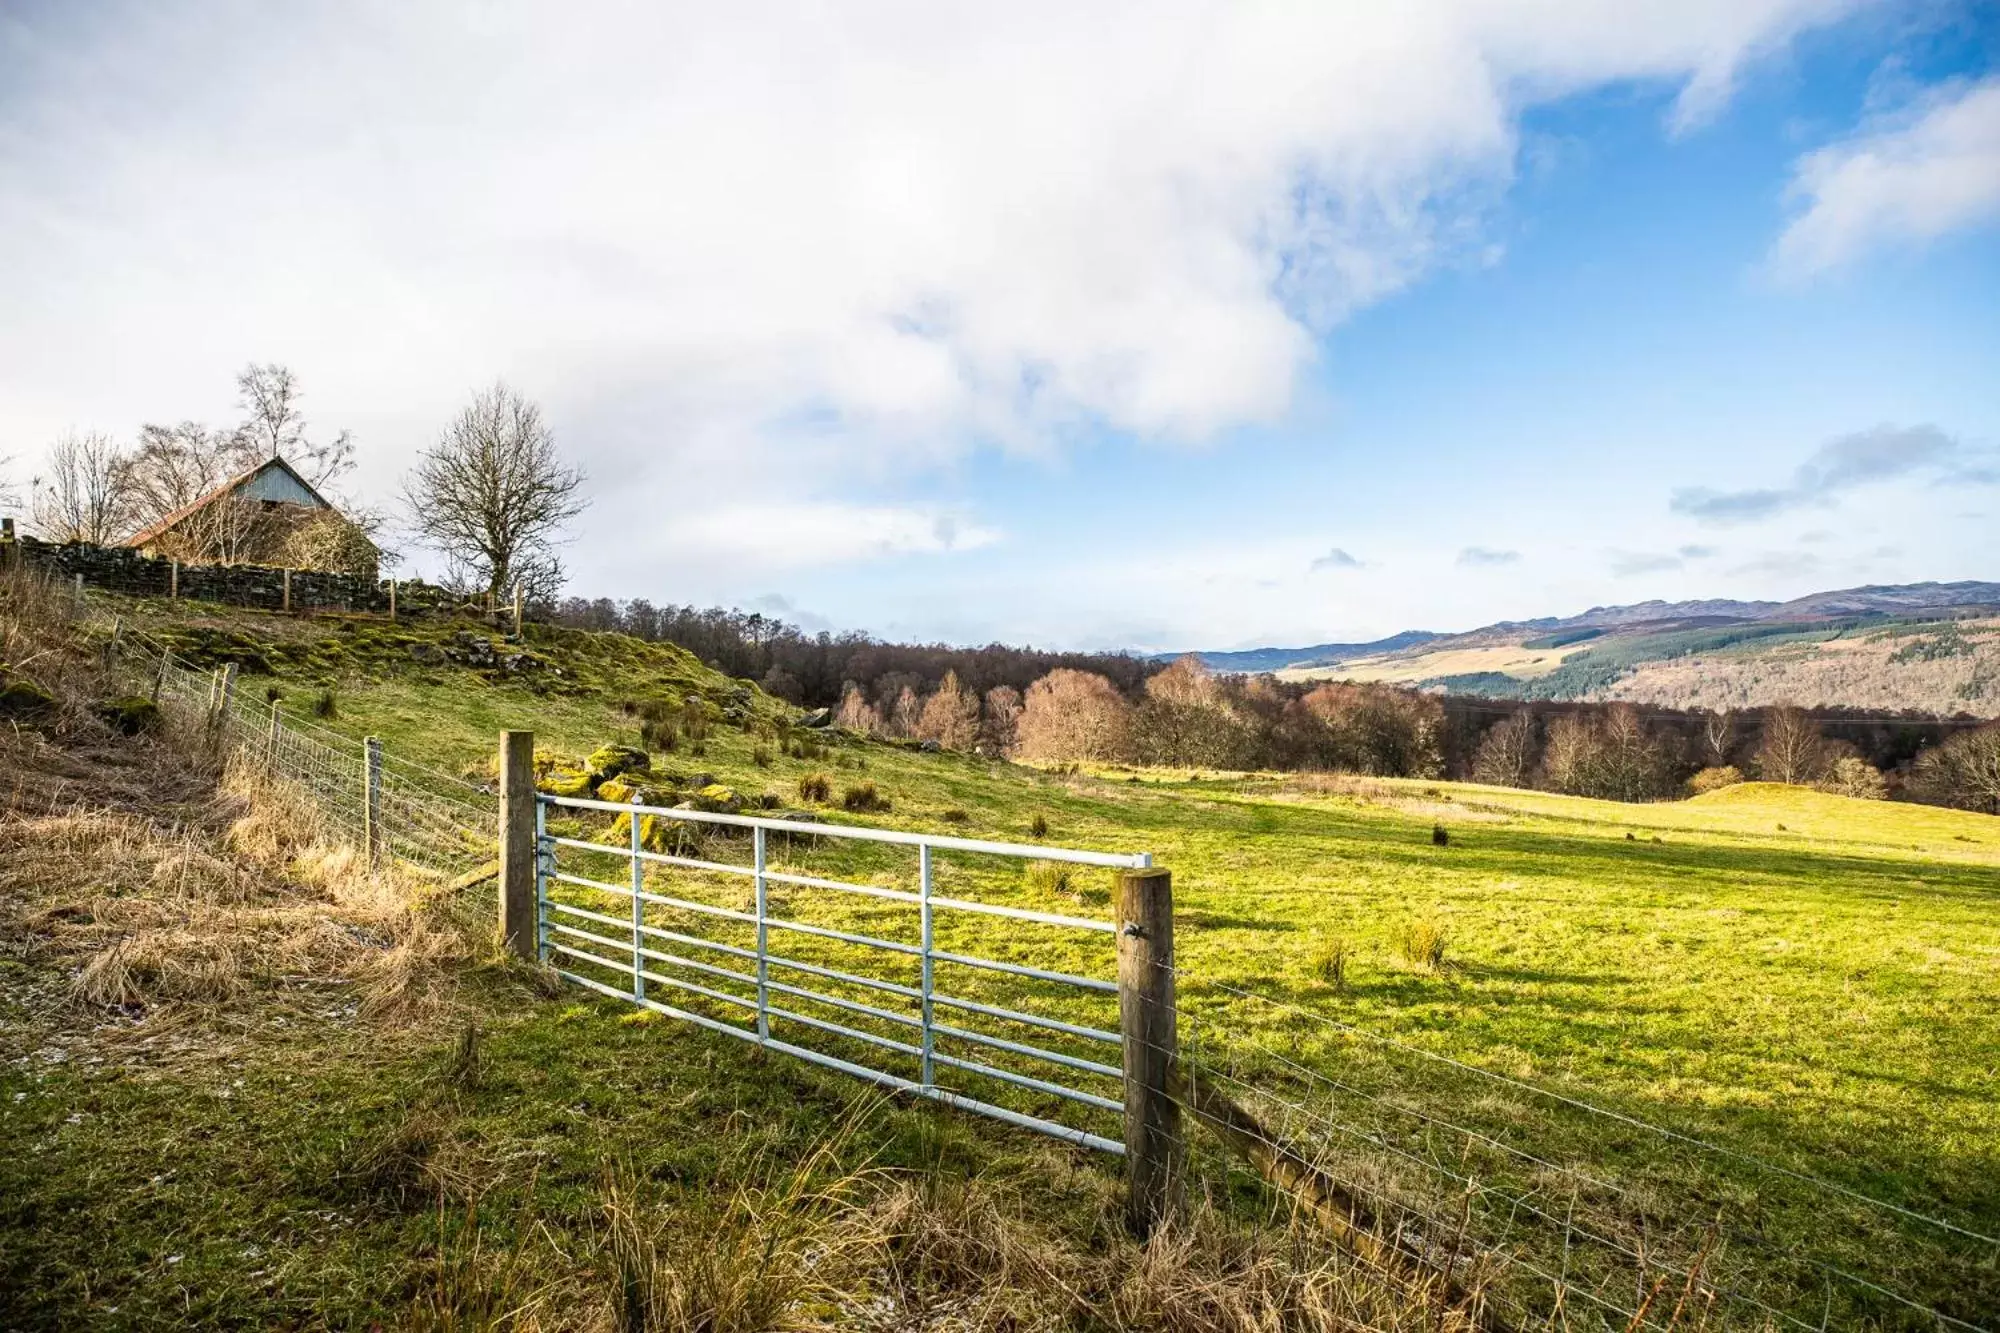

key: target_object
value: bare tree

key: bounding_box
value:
[235,363,355,489]
[1754,706,1826,785]
[1539,713,1603,795]
[30,432,133,543]
[981,685,1023,756]
[1818,754,1887,800]
[119,421,257,534]
[1908,726,2000,814]
[1134,655,1248,768]
[403,383,587,603]
[1471,710,1538,787]
[1016,668,1133,763]
[1696,708,1738,768]
[835,681,884,735]
[916,670,980,750]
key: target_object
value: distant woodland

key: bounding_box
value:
[550,597,2000,813]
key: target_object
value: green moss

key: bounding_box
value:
[537,767,598,798]
[94,696,161,735]
[585,744,649,779]
[0,677,55,719]
[691,783,744,814]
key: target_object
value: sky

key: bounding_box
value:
[1,1,1996,652]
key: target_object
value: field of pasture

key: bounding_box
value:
[286,624,2000,1322]
[9,603,1997,1326]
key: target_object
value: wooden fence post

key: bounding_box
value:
[363,737,384,869]
[149,651,167,705]
[282,567,292,613]
[216,662,238,730]
[170,560,179,600]
[1117,866,1182,1239]
[104,617,123,671]
[498,731,538,962]
[389,578,398,621]
[266,698,282,767]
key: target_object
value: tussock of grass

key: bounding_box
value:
[1397,918,1449,972]
[1307,933,1350,988]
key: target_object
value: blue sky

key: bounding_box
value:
[2,2,1996,650]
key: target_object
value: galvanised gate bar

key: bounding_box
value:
[533,790,1153,1154]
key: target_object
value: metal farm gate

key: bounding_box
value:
[529,786,1154,1155]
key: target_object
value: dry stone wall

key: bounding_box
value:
[1,532,472,618]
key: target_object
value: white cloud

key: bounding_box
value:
[1773,76,2000,276]
[659,502,998,574]
[1670,423,1973,523]
[0,0,1856,582]
[1310,547,1364,572]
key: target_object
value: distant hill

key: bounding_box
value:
[1160,629,1439,674]
[1175,581,2000,717]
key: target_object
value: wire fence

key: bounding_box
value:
[1155,964,1997,1332]
[125,630,496,879]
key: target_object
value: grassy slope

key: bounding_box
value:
[12,597,1999,1323]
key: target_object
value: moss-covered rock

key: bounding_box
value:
[608,811,679,853]
[691,783,744,815]
[0,678,56,720]
[95,697,161,736]
[597,774,676,806]
[538,767,598,798]
[585,745,649,779]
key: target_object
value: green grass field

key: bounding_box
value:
[8,600,1998,1327]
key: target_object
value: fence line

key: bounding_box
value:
[1147,965,1994,1332]
[1190,970,1999,1248]
[121,629,497,878]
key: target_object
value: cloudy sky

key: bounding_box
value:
[2,1,1996,650]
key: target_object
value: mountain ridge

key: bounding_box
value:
[1174,581,2000,673]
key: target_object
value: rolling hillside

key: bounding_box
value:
[1189,581,2000,715]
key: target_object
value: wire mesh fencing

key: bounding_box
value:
[1158,965,1997,1332]
[127,633,496,879]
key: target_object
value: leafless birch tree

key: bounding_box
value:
[30,432,133,543]
[235,362,354,489]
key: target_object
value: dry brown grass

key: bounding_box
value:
[396,1142,1500,1333]
[2,735,473,1024]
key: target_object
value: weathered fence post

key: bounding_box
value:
[73,573,85,610]
[282,567,292,613]
[215,662,238,732]
[363,737,384,869]
[103,617,123,671]
[170,559,179,600]
[266,698,282,768]
[498,731,538,962]
[388,578,398,621]
[1117,866,1182,1239]
[149,651,168,705]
